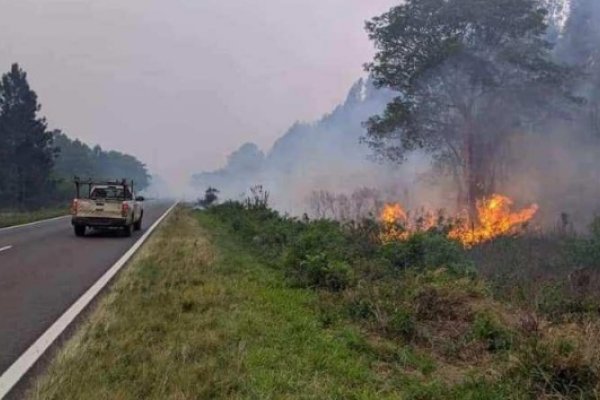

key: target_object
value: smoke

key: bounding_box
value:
[191,0,600,230]
[190,78,446,215]
[503,0,600,229]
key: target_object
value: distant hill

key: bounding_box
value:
[191,78,431,213]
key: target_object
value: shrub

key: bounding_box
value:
[388,308,417,339]
[378,232,469,271]
[569,216,600,268]
[515,337,600,398]
[471,312,513,352]
[281,220,359,290]
[289,253,353,291]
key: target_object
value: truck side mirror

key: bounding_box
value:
[135,196,145,202]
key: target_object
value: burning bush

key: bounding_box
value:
[202,199,600,398]
[379,194,539,247]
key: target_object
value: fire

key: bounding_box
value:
[378,203,437,242]
[380,203,407,224]
[448,194,539,247]
[379,194,538,247]
[379,203,410,242]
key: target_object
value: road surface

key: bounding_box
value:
[0,201,172,378]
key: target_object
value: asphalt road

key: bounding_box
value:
[0,201,172,376]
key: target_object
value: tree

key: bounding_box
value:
[0,64,55,209]
[53,131,151,194]
[363,0,577,213]
[198,187,219,208]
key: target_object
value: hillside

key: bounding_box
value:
[190,79,431,214]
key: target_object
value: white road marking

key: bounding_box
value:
[0,215,69,234]
[0,202,178,399]
[0,246,12,253]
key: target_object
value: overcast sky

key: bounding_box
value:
[0,0,397,188]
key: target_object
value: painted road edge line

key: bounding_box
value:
[0,201,179,399]
[0,215,70,233]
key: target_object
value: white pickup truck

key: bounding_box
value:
[71,179,144,237]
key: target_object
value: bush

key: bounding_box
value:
[295,255,354,291]
[569,216,600,268]
[515,337,600,398]
[283,221,357,290]
[388,308,417,339]
[378,232,469,271]
[471,312,513,352]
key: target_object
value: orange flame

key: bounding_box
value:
[380,203,407,224]
[448,194,539,247]
[379,194,538,247]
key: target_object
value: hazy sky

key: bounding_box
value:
[0,0,397,188]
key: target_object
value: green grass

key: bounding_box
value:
[30,206,600,399]
[29,208,398,399]
[0,208,67,228]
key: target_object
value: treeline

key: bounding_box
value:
[53,132,150,199]
[0,63,149,210]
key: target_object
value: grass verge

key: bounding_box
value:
[0,208,67,229]
[28,207,395,399]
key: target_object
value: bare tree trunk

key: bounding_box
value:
[463,116,478,220]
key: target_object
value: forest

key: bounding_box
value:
[0,63,150,210]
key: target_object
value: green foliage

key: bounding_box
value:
[209,200,475,294]
[364,0,577,204]
[471,312,513,352]
[378,232,470,271]
[514,338,600,399]
[283,221,357,290]
[388,308,417,339]
[206,201,600,398]
[0,63,55,209]
[53,132,150,196]
[0,64,149,210]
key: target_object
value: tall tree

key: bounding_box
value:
[363,0,577,212]
[0,64,55,209]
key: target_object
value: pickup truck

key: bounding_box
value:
[71,179,144,237]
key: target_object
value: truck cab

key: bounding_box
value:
[71,179,144,237]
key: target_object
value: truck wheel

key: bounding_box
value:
[74,225,86,237]
[123,224,133,237]
[134,218,142,231]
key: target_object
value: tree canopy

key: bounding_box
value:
[0,64,55,209]
[0,63,150,209]
[364,0,577,210]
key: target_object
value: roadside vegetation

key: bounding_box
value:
[0,207,68,229]
[197,192,600,399]
[31,207,392,399]
[31,198,600,399]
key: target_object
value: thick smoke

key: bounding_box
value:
[191,79,444,216]
[505,0,600,229]
[191,0,600,229]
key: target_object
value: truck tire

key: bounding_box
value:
[123,224,133,237]
[74,225,86,237]
[134,217,142,231]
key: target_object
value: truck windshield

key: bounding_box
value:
[90,186,131,200]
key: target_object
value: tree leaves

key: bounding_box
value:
[363,0,577,207]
